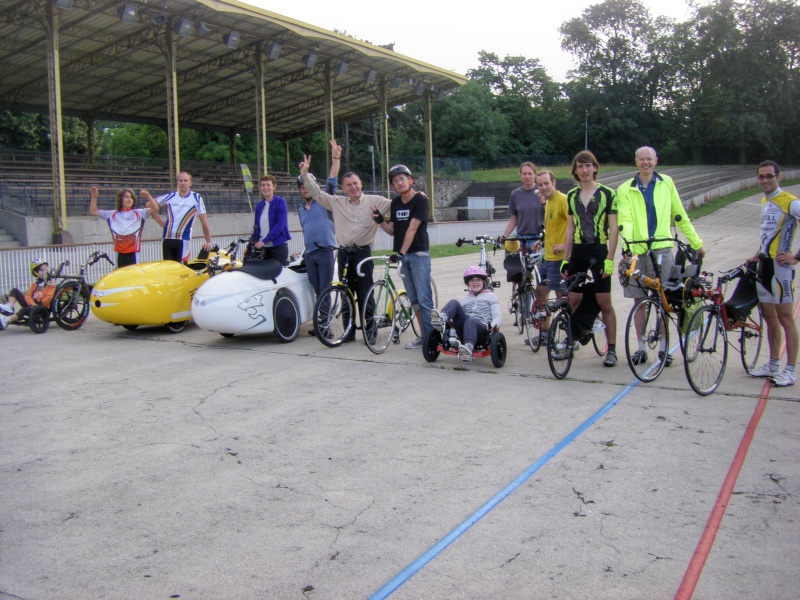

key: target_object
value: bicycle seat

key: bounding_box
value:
[724,272,759,319]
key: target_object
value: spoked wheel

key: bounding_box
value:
[512,284,524,334]
[52,282,90,330]
[524,291,542,352]
[625,297,669,382]
[396,292,419,338]
[547,311,573,380]
[273,292,300,343]
[591,313,608,356]
[28,305,50,334]
[166,321,187,333]
[313,285,354,348]
[422,329,441,363]
[363,280,396,354]
[490,331,507,368]
[739,304,763,373]
[684,305,728,396]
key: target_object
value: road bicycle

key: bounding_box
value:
[312,245,363,347]
[455,235,501,289]
[51,250,115,331]
[681,263,763,395]
[503,234,548,347]
[357,256,419,354]
[619,236,703,383]
[545,266,598,380]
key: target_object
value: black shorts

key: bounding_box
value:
[570,244,611,294]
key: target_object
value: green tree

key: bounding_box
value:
[559,0,669,161]
[431,81,514,165]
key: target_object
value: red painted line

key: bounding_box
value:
[675,301,799,600]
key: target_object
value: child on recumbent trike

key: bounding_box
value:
[425,266,504,365]
[0,258,56,333]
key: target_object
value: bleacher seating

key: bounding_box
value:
[0,150,307,216]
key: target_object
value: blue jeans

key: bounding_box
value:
[305,248,335,298]
[399,251,433,337]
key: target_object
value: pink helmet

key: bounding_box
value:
[463,265,488,285]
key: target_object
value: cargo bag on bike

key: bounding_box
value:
[503,252,523,283]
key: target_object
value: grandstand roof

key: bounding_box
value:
[0,0,467,140]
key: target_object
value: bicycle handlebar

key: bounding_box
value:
[356,255,403,278]
[455,235,497,248]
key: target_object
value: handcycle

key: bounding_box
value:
[544,264,599,379]
[619,236,703,383]
[421,319,507,368]
[455,235,501,289]
[357,255,419,354]
[680,262,763,395]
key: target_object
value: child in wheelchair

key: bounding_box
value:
[430,266,501,362]
[0,258,56,330]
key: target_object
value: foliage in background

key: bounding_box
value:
[1,0,798,170]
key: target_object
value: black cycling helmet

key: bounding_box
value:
[388,164,413,184]
[296,173,316,187]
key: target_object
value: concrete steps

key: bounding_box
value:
[0,228,22,248]
[449,166,757,220]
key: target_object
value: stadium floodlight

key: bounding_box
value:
[415,82,425,95]
[390,77,402,89]
[119,4,138,24]
[196,21,210,35]
[151,13,168,27]
[265,42,282,60]
[364,69,377,84]
[303,53,318,69]
[335,62,349,76]
[174,18,193,37]
[223,31,240,49]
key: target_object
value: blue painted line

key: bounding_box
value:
[371,341,682,599]
[369,377,645,599]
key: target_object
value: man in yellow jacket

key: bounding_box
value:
[614,146,706,367]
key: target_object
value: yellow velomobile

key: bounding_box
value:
[90,241,243,333]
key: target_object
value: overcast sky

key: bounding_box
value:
[242,0,696,82]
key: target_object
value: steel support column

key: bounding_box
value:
[422,91,435,219]
[162,27,181,183]
[325,63,335,166]
[253,45,268,176]
[378,79,390,197]
[44,1,70,243]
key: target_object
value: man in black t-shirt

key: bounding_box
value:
[374,165,433,348]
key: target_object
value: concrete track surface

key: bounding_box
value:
[1,189,798,600]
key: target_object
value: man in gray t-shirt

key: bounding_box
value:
[501,161,544,240]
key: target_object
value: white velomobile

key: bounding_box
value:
[191,257,316,342]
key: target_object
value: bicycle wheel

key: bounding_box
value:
[53,281,90,330]
[313,285,354,347]
[625,297,669,382]
[524,290,542,352]
[511,283,524,333]
[363,280,396,354]
[429,276,439,312]
[739,304,763,373]
[684,305,728,396]
[591,313,608,356]
[547,311,573,380]
[395,291,419,337]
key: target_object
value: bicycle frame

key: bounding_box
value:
[455,235,501,289]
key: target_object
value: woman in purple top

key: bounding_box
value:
[252,174,291,265]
